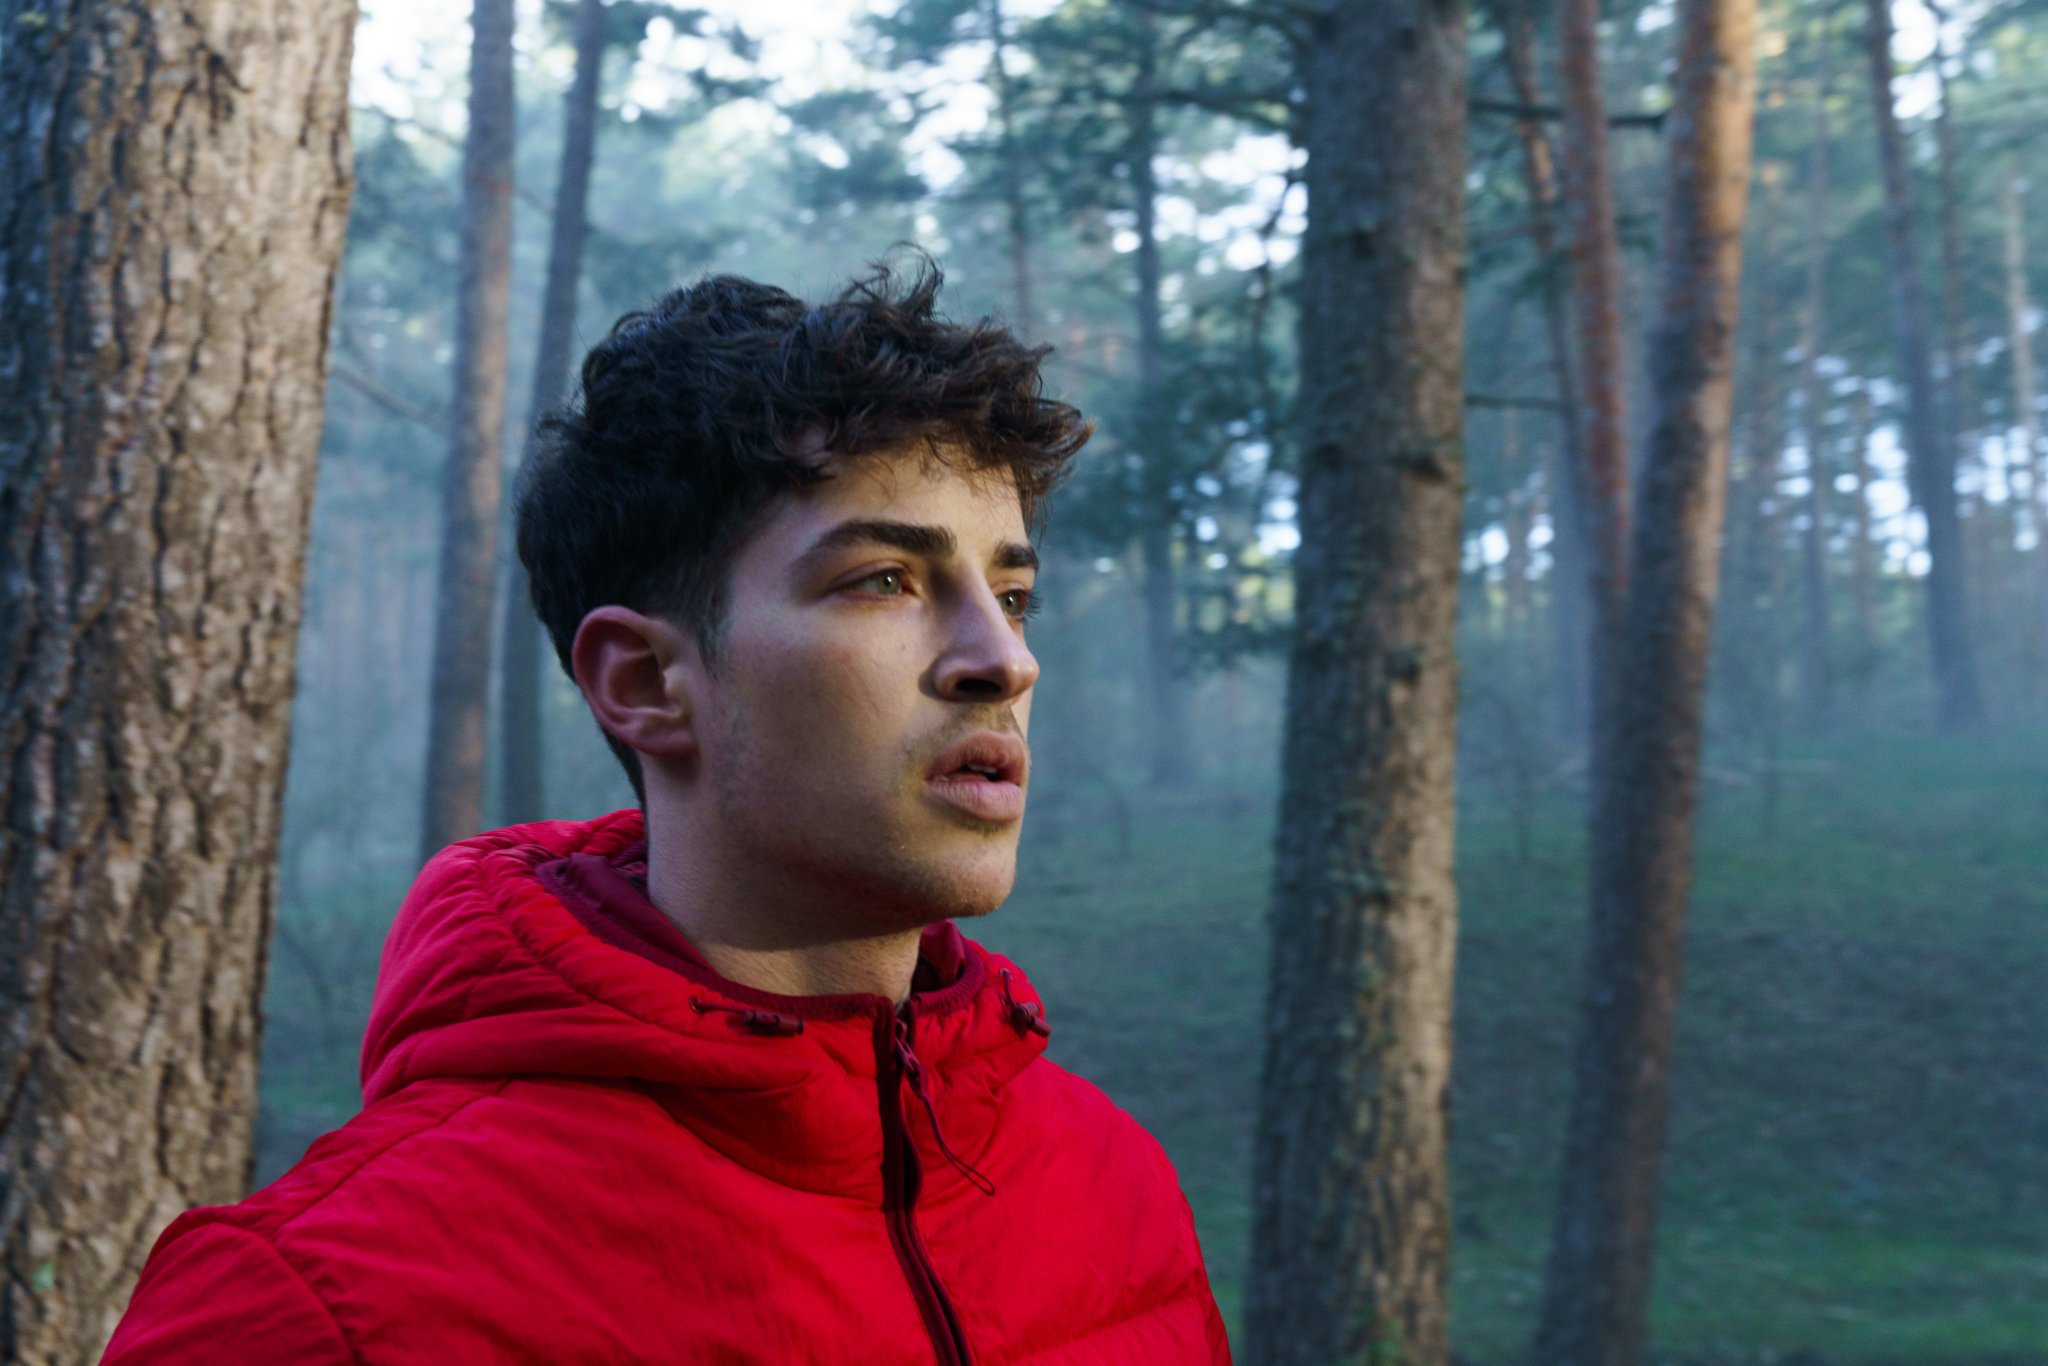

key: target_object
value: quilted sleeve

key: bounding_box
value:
[100,1219,355,1364]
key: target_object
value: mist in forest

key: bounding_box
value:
[256,3,2048,1360]
[6,0,2046,1359]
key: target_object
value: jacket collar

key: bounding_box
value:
[359,809,1051,1201]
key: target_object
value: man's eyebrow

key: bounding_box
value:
[801,518,1038,573]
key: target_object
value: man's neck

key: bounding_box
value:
[641,820,925,1006]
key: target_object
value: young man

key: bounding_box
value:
[105,263,1231,1363]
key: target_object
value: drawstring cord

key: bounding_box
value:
[999,968,1051,1038]
[690,997,805,1036]
[894,1016,997,1197]
[689,969,1055,1198]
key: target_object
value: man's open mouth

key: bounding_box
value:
[928,732,1028,788]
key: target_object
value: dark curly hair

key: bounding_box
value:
[515,255,1093,807]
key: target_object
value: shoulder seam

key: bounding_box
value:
[268,1079,513,1236]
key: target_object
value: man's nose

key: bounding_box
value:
[931,587,1039,703]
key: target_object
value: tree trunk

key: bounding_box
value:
[1504,409,1534,645]
[1848,386,1882,705]
[982,0,1035,334]
[1927,2,1971,463]
[1861,0,1985,727]
[2005,175,2048,702]
[0,1,355,1357]
[1925,4,1999,656]
[1730,205,1788,731]
[1555,0,1634,693]
[1534,0,1758,1361]
[1130,16,1192,790]
[496,0,605,827]
[1243,0,1466,1358]
[1494,0,1594,750]
[1796,32,1834,729]
[422,0,518,860]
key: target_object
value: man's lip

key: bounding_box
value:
[926,730,1029,786]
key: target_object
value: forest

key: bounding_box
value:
[1,0,2045,1361]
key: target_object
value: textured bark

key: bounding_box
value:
[0,0,355,1359]
[1555,0,1633,670]
[1534,0,1757,1361]
[1861,0,1984,727]
[1129,18,1191,790]
[422,0,518,859]
[495,0,606,827]
[1243,0,1466,1359]
[1495,0,1593,748]
[1795,36,1834,729]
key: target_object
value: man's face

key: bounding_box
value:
[688,446,1041,929]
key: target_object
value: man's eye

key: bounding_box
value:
[1000,588,1040,621]
[855,569,906,596]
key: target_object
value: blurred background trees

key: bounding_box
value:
[6,0,2048,1358]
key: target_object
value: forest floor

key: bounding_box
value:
[981,725,2048,1365]
[258,726,2048,1364]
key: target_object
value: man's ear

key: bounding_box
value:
[571,607,703,764]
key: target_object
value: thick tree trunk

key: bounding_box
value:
[422,0,518,859]
[496,0,606,827]
[1796,35,1834,729]
[1534,0,1758,1362]
[1861,0,1985,727]
[1495,0,1594,749]
[0,1,355,1358]
[1130,18,1192,790]
[1244,0,1466,1359]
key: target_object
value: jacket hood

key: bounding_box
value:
[357,809,1053,1197]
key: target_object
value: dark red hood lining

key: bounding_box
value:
[533,837,987,1022]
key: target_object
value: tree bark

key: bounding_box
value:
[1494,0,1594,750]
[1129,15,1192,790]
[1796,32,1834,729]
[1244,0,1466,1358]
[1861,0,1985,727]
[1555,0,1634,696]
[422,0,518,860]
[0,1,355,1357]
[1535,0,1758,1361]
[495,0,606,827]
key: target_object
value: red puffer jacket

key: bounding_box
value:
[103,809,1231,1364]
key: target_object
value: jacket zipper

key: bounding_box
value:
[878,1004,974,1366]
